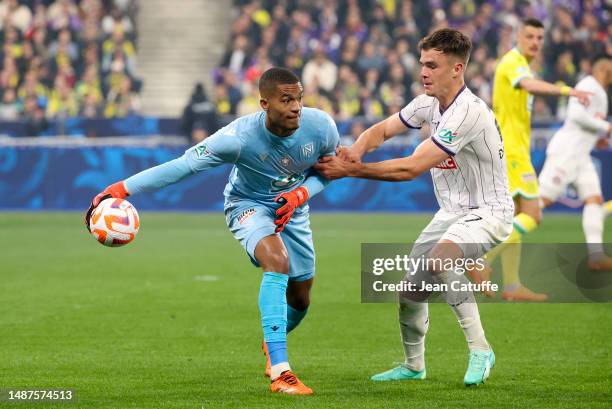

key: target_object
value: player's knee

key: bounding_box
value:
[584,195,603,205]
[287,293,310,311]
[261,253,290,275]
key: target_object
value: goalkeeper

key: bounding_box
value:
[85,68,339,395]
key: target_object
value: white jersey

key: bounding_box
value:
[400,86,514,222]
[547,75,609,158]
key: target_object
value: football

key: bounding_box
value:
[89,198,140,247]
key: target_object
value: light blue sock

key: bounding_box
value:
[287,304,308,333]
[258,272,288,366]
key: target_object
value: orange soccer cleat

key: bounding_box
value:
[262,340,271,378]
[270,371,313,395]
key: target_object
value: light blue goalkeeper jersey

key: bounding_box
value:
[124,107,339,207]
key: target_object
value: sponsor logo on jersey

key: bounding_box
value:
[435,156,457,169]
[301,142,314,158]
[195,144,210,158]
[437,128,458,144]
[271,173,305,192]
[237,208,256,224]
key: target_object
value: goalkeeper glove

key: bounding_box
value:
[84,181,129,230]
[274,186,309,233]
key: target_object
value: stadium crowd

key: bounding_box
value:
[214,0,611,124]
[0,0,141,128]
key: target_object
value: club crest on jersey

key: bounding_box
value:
[281,156,291,167]
[301,142,314,158]
[435,156,457,169]
[437,128,457,144]
[237,208,256,224]
[195,144,210,158]
[259,152,268,161]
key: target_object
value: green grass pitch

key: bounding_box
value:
[1,212,610,408]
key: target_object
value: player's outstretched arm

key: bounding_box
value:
[315,138,448,181]
[518,78,593,106]
[567,106,611,135]
[84,127,240,229]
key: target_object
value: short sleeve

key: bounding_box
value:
[506,57,533,88]
[322,112,340,156]
[184,123,241,172]
[399,95,432,129]
[430,103,481,156]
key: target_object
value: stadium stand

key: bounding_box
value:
[214,0,610,122]
[0,0,141,129]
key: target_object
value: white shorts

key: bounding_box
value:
[539,155,602,201]
[403,210,512,292]
[410,210,513,261]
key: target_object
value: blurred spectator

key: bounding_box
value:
[0,86,19,119]
[302,42,337,93]
[220,35,251,75]
[46,0,81,32]
[0,0,32,33]
[0,0,142,123]
[102,5,133,35]
[219,0,608,121]
[47,75,78,118]
[103,75,139,117]
[181,82,219,144]
[0,56,19,88]
[23,95,48,135]
[349,120,365,141]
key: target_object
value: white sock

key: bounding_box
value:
[583,203,604,258]
[398,299,429,371]
[435,271,489,351]
[271,362,291,380]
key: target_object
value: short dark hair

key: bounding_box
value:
[418,28,472,63]
[523,18,544,29]
[259,67,300,98]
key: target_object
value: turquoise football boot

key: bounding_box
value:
[464,349,495,386]
[371,364,426,381]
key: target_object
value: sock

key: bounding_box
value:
[501,213,538,290]
[435,271,489,351]
[398,299,429,371]
[583,203,604,258]
[258,272,290,379]
[287,304,308,333]
[501,237,522,290]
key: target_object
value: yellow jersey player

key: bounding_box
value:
[474,18,592,301]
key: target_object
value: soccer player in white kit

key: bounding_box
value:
[539,55,612,270]
[315,28,514,386]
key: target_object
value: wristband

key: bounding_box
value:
[560,85,571,96]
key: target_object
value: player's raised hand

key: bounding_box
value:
[314,156,353,180]
[570,89,593,107]
[84,181,129,230]
[274,186,309,233]
[336,146,362,163]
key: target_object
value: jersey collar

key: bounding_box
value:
[439,84,467,115]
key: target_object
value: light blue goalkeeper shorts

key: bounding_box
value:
[224,199,315,282]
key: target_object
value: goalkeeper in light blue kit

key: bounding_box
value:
[85,68,339,395]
